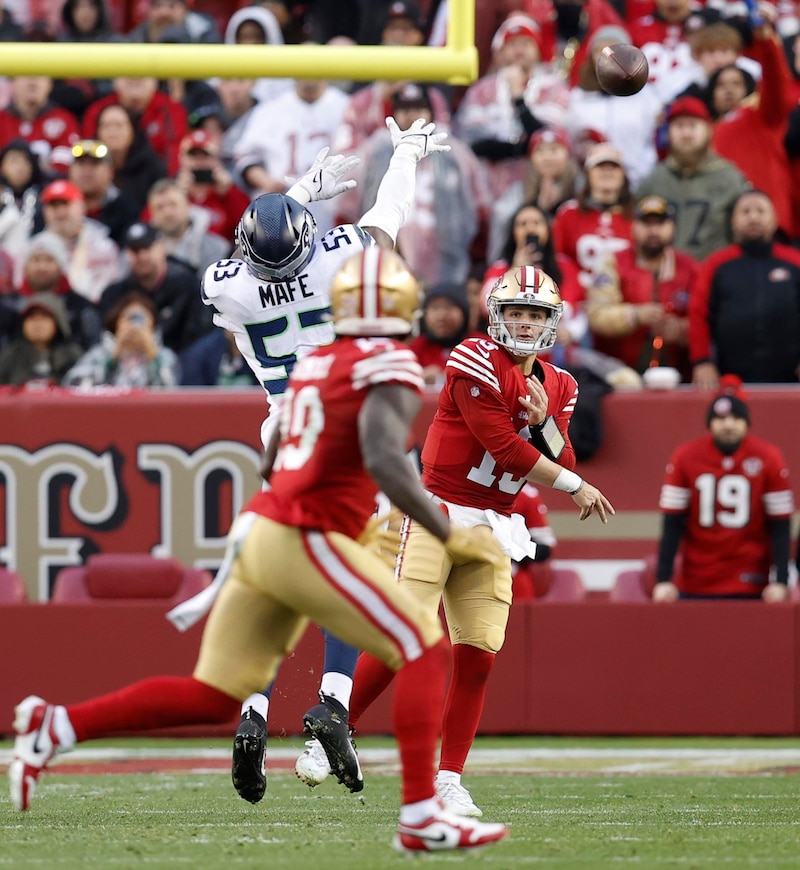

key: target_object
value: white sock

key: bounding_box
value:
[241,693,269,720]
[400,797,440,825]
[320,673,353,710]
[53,706,76,751]
[436,770,461,786]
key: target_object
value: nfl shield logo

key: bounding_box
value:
[470,386,480,397]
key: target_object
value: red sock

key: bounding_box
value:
[439,644,495,775]
[394,638,450,805]
[348,652,396,729]
[67,676,239,743]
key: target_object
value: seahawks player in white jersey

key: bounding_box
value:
[200,120,450,804]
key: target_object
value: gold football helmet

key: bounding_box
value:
[329,246,422,337]
[487,265,563,355]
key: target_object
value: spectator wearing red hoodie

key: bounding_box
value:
[82,77,188,175]
[712,20,795,240]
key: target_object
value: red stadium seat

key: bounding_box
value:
[609,569,652,602]
[0,567,28,602]
[51,554,212,605]
[538,568,586,602]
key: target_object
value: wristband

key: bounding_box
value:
[553,468,584,495]
[285,180,312,207]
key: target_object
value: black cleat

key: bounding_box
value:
[232,707,267,804]
[302,693,363,793]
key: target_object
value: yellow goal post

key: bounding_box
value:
[0,0,478,84]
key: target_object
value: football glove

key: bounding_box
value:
[444,525,505,567]
[285,147,360,206]
[386,116,451,163]
[357,513,402,571]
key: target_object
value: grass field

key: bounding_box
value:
[2,735,800,869]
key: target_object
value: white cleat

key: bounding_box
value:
[393,804,508,853]
[434,774,484,817]
[9,695,61,811]
[294,737,332,787]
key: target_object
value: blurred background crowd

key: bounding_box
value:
[0,0,799,396]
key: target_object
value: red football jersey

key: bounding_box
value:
[247,337,424,539]
[0,105,80,173]
[552,202,632,292]
[659,434,794,596]
[422,337,578,516]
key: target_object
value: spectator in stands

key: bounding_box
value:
[234,72,351,233]
[711,20,795,241]
[454,13,570,200]
[126,0,220,44]
[91,103,168,210]
[222,6,292,105]
[408,281,473,386]
[39,178,122,304]
[564,24,663,186]
[0,75,80,174]
[0,293,83,386]
[16,230,102,349]
[334,83,491,286]
[180,328,259,387]
[635,96,750,261]
[706,64,756,121]
[333,2,450,155]
[194,78,259,191]
[99,221,213,354]
[488,125,580,262]
[485,202,584,347]
[552,142,634,297]
[250,0,306,44]
[63,290,180,387]
[0,139,41,257]
[67,138,139,246]
[654,388,794,602]
[83,77,188,175]
[174,129,248,244]
[587,195,699,380]
[689,189,800,388]
[147,178,231,274]
[55,0,116,121]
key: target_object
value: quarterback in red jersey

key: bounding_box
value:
[348,265,614,818]
[655,391,794,601]
[8,247,511,855]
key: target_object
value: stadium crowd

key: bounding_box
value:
[1,0,799,392]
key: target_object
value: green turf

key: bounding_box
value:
[2,738,800,869]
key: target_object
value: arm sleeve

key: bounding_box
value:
[656,511,686,584]
[768,517,791,585]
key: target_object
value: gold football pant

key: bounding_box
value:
[194,515,444,701]
[397,518,512,653]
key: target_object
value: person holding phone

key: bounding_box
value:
[62,289,180,387]
[175,129,250,244]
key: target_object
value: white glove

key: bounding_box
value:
[386,116,451,162]
[285,147,360,206]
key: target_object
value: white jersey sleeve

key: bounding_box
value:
[200,225,373,402]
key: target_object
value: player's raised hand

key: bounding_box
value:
[386,116,450,162]
[285,147,360,205]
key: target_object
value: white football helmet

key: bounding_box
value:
[330,246,422,337]
[486,266,563,356]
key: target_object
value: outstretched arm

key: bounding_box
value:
[359,116,451,249]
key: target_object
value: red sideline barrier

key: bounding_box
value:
[1,600,798,737]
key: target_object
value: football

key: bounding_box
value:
[596,44,649,97]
